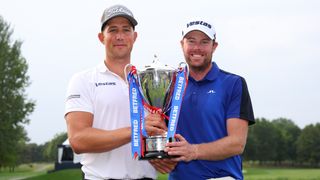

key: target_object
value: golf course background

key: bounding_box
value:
[1,163,320,180]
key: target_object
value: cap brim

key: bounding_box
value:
[183,26,215,40]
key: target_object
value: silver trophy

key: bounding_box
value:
[138,59,176,159]
[127,56,188,160]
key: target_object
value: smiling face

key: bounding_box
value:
[180,30,218,73]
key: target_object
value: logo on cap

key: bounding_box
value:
[182,19,216,40]
[106,6,133,18]
[187,21,212,29]
[101,4,138,31]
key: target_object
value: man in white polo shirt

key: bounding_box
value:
[64,4,157,180]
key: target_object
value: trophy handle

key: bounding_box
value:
[179,62,189,81]
[162,62,189,114]
[125,64,148,108]
[124,63,134,84]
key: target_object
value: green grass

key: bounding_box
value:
[24,169,166,180]
[244,167,320,180]
[159,168,320,180]
[1,164,320,180]
[158,173,168,180]
[0,163,53,180]
[24,169,82,180]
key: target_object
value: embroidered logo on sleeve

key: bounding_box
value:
[67,94,80,100]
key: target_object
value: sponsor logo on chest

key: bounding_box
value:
[95,82,116,87]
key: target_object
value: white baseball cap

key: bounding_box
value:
[182,20,216,40]
[101,4,138,31]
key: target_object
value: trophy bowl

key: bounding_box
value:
[138,64,175,113]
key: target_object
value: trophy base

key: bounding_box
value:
[139,151,177,160]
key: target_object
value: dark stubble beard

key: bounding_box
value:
[188,58,212,74]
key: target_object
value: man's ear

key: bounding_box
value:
[133,31,138,42]
[180,39,184,48]
[212,42,218,53]
[213,41,218,48]
[98,32,104,44]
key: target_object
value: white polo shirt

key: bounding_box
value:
[65,62,157,180]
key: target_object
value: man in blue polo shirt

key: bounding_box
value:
[146,19,255,180]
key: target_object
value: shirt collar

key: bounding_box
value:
[205,62,220,81]
[189,62,220,82]
[97,61,110,73]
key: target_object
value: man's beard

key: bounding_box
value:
[188,58,212,73]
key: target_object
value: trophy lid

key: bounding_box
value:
[140,55,175,71]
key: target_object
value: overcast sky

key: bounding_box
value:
[1,0,319,144]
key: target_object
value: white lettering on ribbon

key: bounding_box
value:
[133,119,139,146]
[132,88,138,113]
[174,77,184,100]
[169,106,179,131]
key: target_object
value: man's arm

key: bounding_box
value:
[65,111,131,154]
[166,118,249,162]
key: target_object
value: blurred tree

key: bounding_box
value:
[297,123,320,167]
[247,118,280,164]
[0,16,35,169]
[19,143,45,163]
[243,123,258,161]
[272,118,301,164]
[42,132,67,162]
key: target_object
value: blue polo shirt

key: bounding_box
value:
[169,62,255,180]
